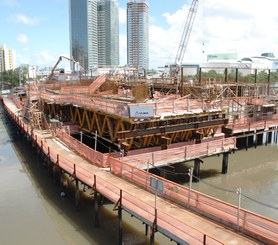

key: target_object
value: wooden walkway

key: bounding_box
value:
[3,97,278,245]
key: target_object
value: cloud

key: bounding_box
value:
[119,7,126,24]
[13,13,41,25]
[34,50,57,66]
[3,0,20,7]
[147,0,278,68]
[119,34,127,65]
[17,33,28,44]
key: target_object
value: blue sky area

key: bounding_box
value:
[1,0,278,69]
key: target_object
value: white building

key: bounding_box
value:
[201,52,278,75]
[0,44,17,71]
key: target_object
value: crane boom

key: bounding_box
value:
[175,0,199,65]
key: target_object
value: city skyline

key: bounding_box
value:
[1,0,278,69]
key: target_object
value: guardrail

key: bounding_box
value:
[3,103,224,244]
[4,97,278,244]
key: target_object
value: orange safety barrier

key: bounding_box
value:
[3,96,278,244]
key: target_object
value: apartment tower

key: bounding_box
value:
[0,44,16,71]
[97,0,119,67]
[69,0,119,72]
[127,0,149,71]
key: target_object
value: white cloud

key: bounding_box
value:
[3,0,20,7]
[119,7,126,24]
[34,50,57,66]
[119,34,127,65]
[13,13,41,25]
[147,0,278,68]
[17,33,28,43]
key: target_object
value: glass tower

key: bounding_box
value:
[97,0,119,67]
[127,0,149,71]
[69,0,98,73]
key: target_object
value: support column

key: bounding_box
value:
[145,224,149,236]
[75,179,80,208]
[94,192,99,227]
[93,175,99,227]
[222,152,229,174]
[118,190,123,245]
[245,136,249,151]
[193,158,203,182]
[150,209,157,245]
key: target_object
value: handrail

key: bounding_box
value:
[3,96,278,244]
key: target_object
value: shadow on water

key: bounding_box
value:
[150,161,220,185]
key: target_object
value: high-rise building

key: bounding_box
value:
[0,44,16,71]
[127,0,149,71]
[69,0,119,72]
[97,0,119,67]
[69,0,98,73]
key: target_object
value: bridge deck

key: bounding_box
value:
[3,96,271,244]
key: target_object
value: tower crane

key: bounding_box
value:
[172,0,199,80]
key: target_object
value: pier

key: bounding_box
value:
[3,93,278,244]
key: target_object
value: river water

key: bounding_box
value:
[0,112,277,244]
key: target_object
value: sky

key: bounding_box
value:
[1,0,278,69]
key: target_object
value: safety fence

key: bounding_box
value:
[109,157,278,244]
[3,97,278,244]
[38,91,227,120]
[120,137,236,169]
[3,100,224,245]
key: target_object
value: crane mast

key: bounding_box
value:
[174,0,199,67]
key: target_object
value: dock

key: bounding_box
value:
[3,92,278,244]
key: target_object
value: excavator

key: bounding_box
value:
[46,55,84,83]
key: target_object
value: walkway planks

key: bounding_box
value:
[3,96,272,244]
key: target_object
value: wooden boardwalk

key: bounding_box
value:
[3,97,278,245]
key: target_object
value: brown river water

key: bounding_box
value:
[0,113,277,244]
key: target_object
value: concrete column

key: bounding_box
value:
[145,224,149,236]
[222,152,229,174]
[118,190,123,245]
[75,179,80,209]
[245,136,249,151]
[94,192,99,227]
[193,158,202,182]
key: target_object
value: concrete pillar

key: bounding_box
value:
[75,179,80,209]
[150,209,157,245]
[245,136,249,151]
[222,152,229,174]
[145,224,149,236]
[118,190,123,245]
[94,192,99,227]
[193,158,202,182]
